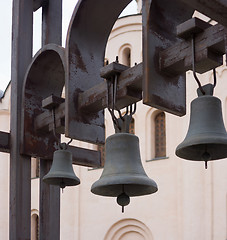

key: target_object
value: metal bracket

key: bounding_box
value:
[65,0,132,145]
[143,0,194,116]
[21,44,66,159]
[33,0,47,11]
[160,21,226,75]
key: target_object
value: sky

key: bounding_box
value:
[0,0,137,92]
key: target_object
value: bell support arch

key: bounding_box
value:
[142,0,194,116]
[21,44,66,159]
[65,0,132,144]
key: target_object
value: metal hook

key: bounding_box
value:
[52,108,60,144]
[129,103,137,116]
[107,75,121,130]
[67,138,73,146]
[213,68,217,88]
[191,34,205,95]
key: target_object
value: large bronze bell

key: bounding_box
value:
[176,84,227,167]
[91,132,158,212]
[43,143,80,189]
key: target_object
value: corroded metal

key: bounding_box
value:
[33,0,47,11]
[22,44,66,159]
[160,22,225,75]
[180,0,227,27]
[65,0,132,144]
[143,0,194,116]
[10,1,33,239]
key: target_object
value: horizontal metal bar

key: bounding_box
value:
[33,0,47,11]
[0,131,10,153]
[69,145,101,168]
[35,102,65,133]
[79,63,143,112]
[160,24,226,75]
[180,0,227,27]
[35,64,143,134]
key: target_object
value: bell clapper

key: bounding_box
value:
[116,185,130,213]
[60,179,66,192]
[202,152,210,169]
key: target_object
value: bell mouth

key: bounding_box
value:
[91,174,158,197]
[176,142,227,161]
[43,172,80,186]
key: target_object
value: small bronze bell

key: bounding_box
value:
[176,84,227,168]
[91,132,158,212]
[43,143,80,189]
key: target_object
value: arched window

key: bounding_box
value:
[122,47,131,67]
[154,112,166,158]
[31,214,39,240]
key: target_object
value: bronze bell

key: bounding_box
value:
[91,132,158,212]
[176,84,227,168]
[43,143,80,189]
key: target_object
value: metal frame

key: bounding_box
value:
[1,0,226,239]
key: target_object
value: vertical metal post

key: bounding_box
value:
[39,1,62,239]
[42,0,62,46]
[10,0,33,239]
[39,160,60,240]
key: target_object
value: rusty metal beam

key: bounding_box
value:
[10,0,33,239]
[142,0,194,117]
[160,24,226,75]
[79,63,143,112]
[35,101,65,133]
[35,63,143,133]
[69,145,101,168]
[39,1,62,240]
[42,0,62,46]
[180,0,227,27]
[33,0,47,11]
[0,131,10,153]
[65,0,132,144]
[39,159,60,240]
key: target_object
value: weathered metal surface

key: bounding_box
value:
[79,62,143,113]
[69,145,101,168]
[35,102,65,133]
[33,0,47,11]
[21,44,66,159]
[177,17,211,40]
[42,95,65,110]
[100,61,129,79]
[142,0,194,116]
[35,62,142,131]
[0,131,10,153]
[10,1,33,239]
[42,0,62,46]
[180,0,227,27]
[160,23,225,75]
[65,0,132,144]
[39,159,60,240]
[39,3,62,240]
